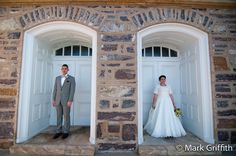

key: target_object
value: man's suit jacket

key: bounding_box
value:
[53,75,76,106]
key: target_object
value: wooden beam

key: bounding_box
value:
[0,0,236,9]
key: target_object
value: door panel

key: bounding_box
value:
[180,52,203,139]
[73,61,91,125]
[142,62,156,125]
[28,41,52,137]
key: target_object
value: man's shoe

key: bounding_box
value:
[62,133,69,139]
[53,133,62,139]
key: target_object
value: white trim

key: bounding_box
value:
[137,23,214,144]
[17,21,97,144]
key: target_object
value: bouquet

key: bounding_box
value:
[175,108,183,117]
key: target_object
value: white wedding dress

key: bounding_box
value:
[144,84,186,138]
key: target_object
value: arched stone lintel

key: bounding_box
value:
[130,8,216,33]
[18,5,103,31]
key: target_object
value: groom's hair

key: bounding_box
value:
[159,75,166,81]
[62,64,69,69]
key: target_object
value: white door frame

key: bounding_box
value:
[137,23,214,144]
[17,21,97,144]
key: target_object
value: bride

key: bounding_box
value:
[144,75,186,138]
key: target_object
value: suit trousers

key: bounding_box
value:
[56,102,70,133]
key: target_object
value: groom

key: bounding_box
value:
[52,64,76,139]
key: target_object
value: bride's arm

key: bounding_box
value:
[152,94,158,109]
[169,94,176,110]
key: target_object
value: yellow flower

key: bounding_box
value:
[175,108,183,117]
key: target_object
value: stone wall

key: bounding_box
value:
[0,5,235,150]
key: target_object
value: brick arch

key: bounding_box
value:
[130,8,216,32]
[18,5,104,30]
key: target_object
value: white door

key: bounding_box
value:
[180,50,203,139]
[50,58,91,126]
[28,41,53,137]
[142,59,180,125]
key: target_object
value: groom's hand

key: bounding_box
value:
[67,101,72,107]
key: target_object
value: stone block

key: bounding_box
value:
[99,54,133,61]
[215,84,231,92]
[0,122,14,139]
[8,32,21,39]
[115,69,135,80]
[218,131,229,141]
[122,100,135,108]
[126,46,135,53]
[0,98,15,108]
[99,100,110,109]
[97,122,108,139]
[0,141,13,149]
[218,110,236,116]
[216,94,236,98]
[0,79,17,85]
[0,88,17,96]
[218,119,236,128]
[101,34,134,42]
[216,74,236,81]
[101,44,118,51]
[107,63,120,67]
[122,124,136,141]
[98,143,136,151]
[108,124,120,133]
[100,20,125,32]
[120,16,129,21]
[216,100,229,108]
[213,57,229,71]
[99,86,135,97]
[0,111,15,121]
[231,131,236,144]
[139,145,168,156]
[98,112,136,121]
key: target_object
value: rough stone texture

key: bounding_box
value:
[0,88,17,96]
[0,123,14,139]
[10,127,95,156]
[231,131,236,144]
[213,56,229,71]
[122,100,135,108]
[217,119,236,128]
[216,100,229,108]
[0,111,15,121]
[122,124,136,141]
[0,141,14,149]
[99,100,110,109]
[0,4,235,151]
[0,79,17,85]
[0,98,15,108]
[108,124,120,133]
[218,110,236,116]
[215,84,231,92]
[98,143,136,151]
[115,69,135,80]
[98,112,136,121]
[218,131,229,141]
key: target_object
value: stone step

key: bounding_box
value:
[10,144,95,156]
[138,145,221,156]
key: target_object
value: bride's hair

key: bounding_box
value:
[159,75,166,81]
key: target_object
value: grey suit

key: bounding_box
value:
[53,75,76,133]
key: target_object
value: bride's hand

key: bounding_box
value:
[152,104,155,109]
